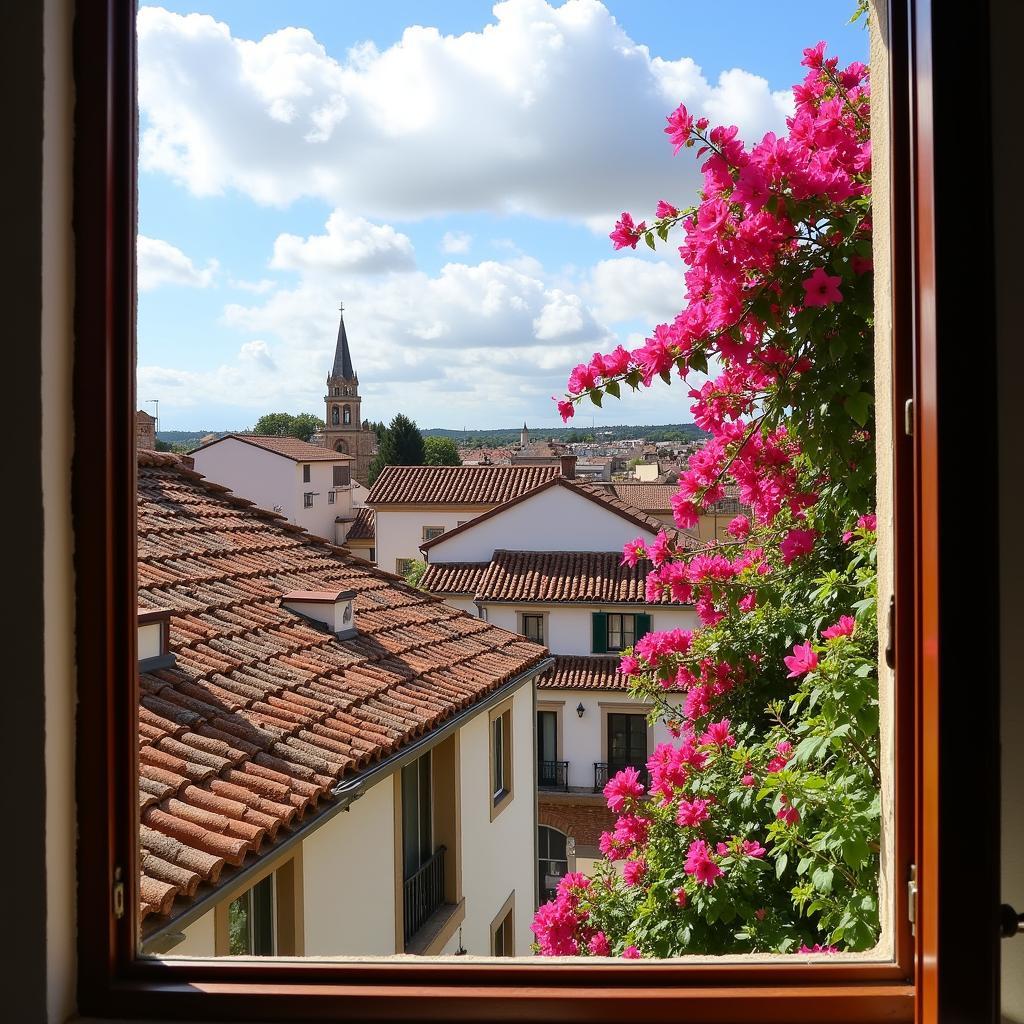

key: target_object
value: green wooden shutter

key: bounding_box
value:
[591,612,607,653]
[634,613,652,643]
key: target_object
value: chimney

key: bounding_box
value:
[560,454,577,479]
[138,608,175,672]
[282,588,358,639]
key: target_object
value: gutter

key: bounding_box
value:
[143,654,554,954]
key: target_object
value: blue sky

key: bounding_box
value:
[137,0,866,432]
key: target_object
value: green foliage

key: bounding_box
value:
[252,411,325,442]
[403,559,428,589]
[367,413,426,484]
[424,436,462,466]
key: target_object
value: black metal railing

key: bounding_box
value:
[538,759,570,791]
[403,846,446,945]
[593,762,649,793]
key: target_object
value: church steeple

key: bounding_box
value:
[331,303,356,382]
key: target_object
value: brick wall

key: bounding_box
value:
[538,797,614,847]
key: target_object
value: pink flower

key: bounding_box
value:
[588,931,611,956]
[623,859,647,887]
[621,945,642,959]
[610,212,646,250]
[603,766,645,813]
[755,908,766,921]
[776,794,800,826]
[567,362,599,395]
[684,839,724,887]
[656,200,679,218]
[674,887,688,908]
[620,538,648,568]
[780,528,816,564]
[857,513,877,532]
[664,104,694,154]
[555,398,575,422]
[619,655,639,676]
[671,493,700,530]
[801,267,844,307]
[799,943,839,954]
[676,797,712,828]
[727,514,751,539]
[741,773,756,787]
[738,592,757,613]
[742,838,767,858]
[699,719,735,748]
[821,615,856,640]
[783,640,818,678]
[851,255,873,275]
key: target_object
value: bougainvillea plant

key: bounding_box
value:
[533,41,879,957]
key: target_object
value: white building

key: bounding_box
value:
[418,476,700,898]
[138,451,547,959]
[190,433,357,544]
[365,463,565,576]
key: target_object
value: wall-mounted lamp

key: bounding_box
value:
[576,702,586,718]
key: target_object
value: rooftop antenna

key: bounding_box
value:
[147,399,160,435]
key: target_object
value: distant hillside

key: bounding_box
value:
[156,430,226,446]
[423,423,708,448]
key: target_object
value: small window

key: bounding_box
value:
[303,492,314,508]
[591,611,651,653]
[302,463,311,482]
[606,613,635,652]
[490,894,515,957]
[343,404,352,425]
[333,465,350,487]
[396,558,413,576]
[538,826,569,905]
[369,547,375,562]
[489,702,513,818]
[422,525,444,541]
[227,874,276,956]
[521,613,544,643]
[328,491,335,505]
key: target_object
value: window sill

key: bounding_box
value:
[490,788,513,822]
[404,898,466,956]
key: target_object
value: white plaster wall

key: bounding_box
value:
[193,439,353,543]
[424,486,661,564]
[535,688,681,791]
[374,508,484,576]
[169,911,216,957]
[457,685,536,955]
[483,604,697,657]
[301,777,397,956]
[444,597,479,616]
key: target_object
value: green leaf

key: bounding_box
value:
[844,391,873,427]
[775,852,789,880]
[645,231,657,250]
[588,388,603,407]
[605,380,621,399]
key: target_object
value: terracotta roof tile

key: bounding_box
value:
[419,562,490,595]
[136,451,546,934]
[191,433,353,463]
[536,655,631,691]
[366,464,560,505]
[345,507,375,541]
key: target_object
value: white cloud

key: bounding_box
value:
[229,277,277,294]
[137,235,218,291]
[440,231,472,254]
[270,209,416,274]
[137,0,792,222]
[588,256,686,325]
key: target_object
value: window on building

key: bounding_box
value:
[537,710,557,764]
[422,526,444,541]
[489,702,513,818]
[396,558,413,576]
[227,874,276,956]
[521,613,543,643]
[302,464,311,482]
[607,712,647,774]
[490,895,515,957]
[537,826,568,906]
[328,491,335,505]
[331,406,340,425]
[333,465,350,486]
[303,492,313,508]
[591,611,651,653]
[343,404,351,424]
[369,547,376,562]
[401,753,433,881]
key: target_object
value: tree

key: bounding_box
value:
[403,559,428,589]
[367,413,426,485]
[534,42,878,958]
[424,436,462,466]
[252,412,325,442]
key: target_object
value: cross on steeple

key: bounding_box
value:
[330,302,356,381]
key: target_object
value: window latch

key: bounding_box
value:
[907,864,917,936]
[1001,904,1023,939]
[112,865,125,920]
[884,595,896,669]
[904,397,914,437]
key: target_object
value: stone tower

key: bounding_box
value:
[322,306,377,483]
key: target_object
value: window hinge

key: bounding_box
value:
[904,398,914,437]
[112,866,125,920]
[907,864,918,935]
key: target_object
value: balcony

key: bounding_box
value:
[538,759,569,791]
[593,762,649,793]
[403,845,446,946]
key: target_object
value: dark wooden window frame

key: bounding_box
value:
[72,0,1000,1020]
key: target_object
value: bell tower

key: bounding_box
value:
[322,304,375,481]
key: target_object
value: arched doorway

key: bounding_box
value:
[334,439,349,454]
[537,825,569,905]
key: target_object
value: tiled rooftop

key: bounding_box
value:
[425,550,669,605]
[192,433,353,462]
[536,655,630,691]
[136,451,546,930]
[366,464,560,505]
[345,506,375,541]
[609,484,679,512]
